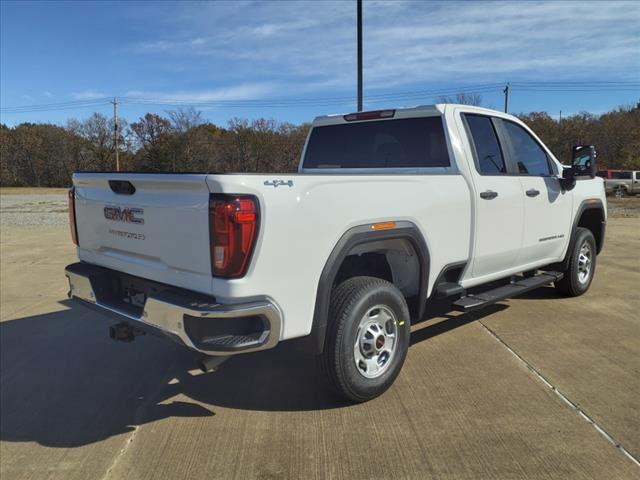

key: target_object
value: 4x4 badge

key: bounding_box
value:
[264,180,293,188]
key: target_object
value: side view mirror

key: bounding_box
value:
[571,145,597,178]
[560,145,596,191]
[560,166,576,191]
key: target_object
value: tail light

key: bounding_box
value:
[209,195,259,278]
[68,188,79,245]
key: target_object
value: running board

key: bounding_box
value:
[453,271,564,312]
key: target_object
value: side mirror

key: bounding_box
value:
[560,166,576,191]
[571,145,597,178]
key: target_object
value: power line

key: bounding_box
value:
[1,99,112,113]
[1,84,504,112]
[1,81,638,114]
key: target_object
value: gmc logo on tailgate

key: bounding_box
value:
[104,206,144,224]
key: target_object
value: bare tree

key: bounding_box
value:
[167,107,204,133]
[66,113,115,170]
[436,93,483,106]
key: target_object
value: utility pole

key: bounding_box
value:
[503,83,510,113]
[357,0,363,112]
[111,98,120,171]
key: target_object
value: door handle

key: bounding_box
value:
[480,190,498,200]
[526,189,540,197]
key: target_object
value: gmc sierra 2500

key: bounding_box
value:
[65,104,606,402]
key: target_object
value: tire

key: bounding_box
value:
[614,187,626,198]
[322,276,410,403]
[555,227,597,297]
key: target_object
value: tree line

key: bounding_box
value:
[1,102,639,187]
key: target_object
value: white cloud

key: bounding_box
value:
[123,0,640,96]
[125,83,276,102]
[43,91,53,98]
[71,90,107,100]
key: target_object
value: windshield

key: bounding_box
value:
[302,117,450,170]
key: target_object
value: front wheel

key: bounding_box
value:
[322,276,410,403]
[556,227,597,297]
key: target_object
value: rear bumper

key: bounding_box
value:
[64,262,282,356]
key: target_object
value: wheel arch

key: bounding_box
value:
[303,221,430,354]
[561,199,606,270]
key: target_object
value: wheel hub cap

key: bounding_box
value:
[354,305,398,379]
[577,241,592,284]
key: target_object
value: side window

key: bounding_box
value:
[464,114,506,174]
[503,121,552,176]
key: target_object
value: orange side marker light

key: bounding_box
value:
[371,221,397,231]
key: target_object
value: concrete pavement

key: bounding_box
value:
[1,220,639,479]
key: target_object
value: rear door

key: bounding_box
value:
[499,120,572,265]
[462,113,524,279]
[73,173,213,294]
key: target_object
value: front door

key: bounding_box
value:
[500,120,572,265]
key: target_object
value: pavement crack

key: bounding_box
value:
[98,364,177,480]
[478,320,640,469]
[99,424,141,480]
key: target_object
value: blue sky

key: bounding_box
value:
[1,0,639,127]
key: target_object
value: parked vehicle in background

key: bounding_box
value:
[604,170,640,197]
[65,104,606,402]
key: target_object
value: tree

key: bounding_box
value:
[1,103,637,187]
[167,107,204,133]
[129,113,173,171]
[129,113,172,148]
[66,112,122,171]
[436,93,483,106]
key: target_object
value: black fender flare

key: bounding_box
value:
[561,199,606,269]
[303,221,430,354]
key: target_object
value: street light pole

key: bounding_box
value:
[503,83,510,113]
[357,0,363,112]
[111,98,120,171]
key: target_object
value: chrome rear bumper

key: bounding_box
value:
[65,262,282,356]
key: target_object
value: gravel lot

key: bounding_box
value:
[1,191,637,228]
[0,195,68,226]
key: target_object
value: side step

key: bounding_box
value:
[435,282,466,298]
[453,271,564,312]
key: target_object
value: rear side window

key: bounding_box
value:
[503,121,552,176]
[464,114,506,174]
[302,117,450,169]
[611,171,632,179]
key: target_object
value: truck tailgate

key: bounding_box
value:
[73,173,213,295]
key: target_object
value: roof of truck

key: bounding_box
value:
[312,104,511,126]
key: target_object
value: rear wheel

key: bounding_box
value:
[614,187,626,198]
[556,227,597,297]
[322,276,410,402]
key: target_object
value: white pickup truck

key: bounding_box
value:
[65,104,606,402]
